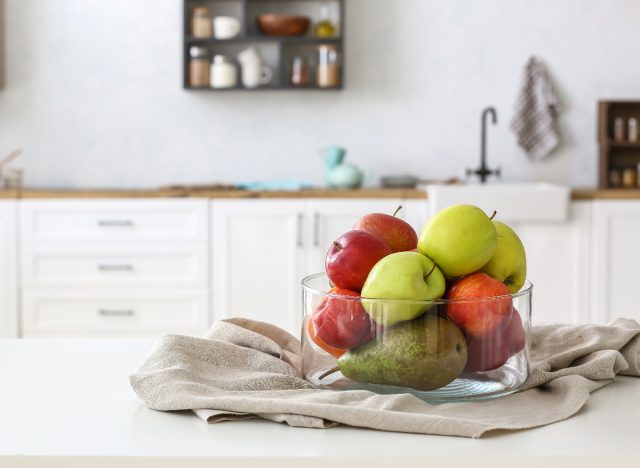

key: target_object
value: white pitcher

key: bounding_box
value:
[237,46,273,88]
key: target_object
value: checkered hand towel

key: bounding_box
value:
[510,57,560,160]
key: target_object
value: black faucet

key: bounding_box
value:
[466,107,501,184]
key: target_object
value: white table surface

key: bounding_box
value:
[1,339,639,468]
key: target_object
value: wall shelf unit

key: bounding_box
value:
[182,0,345,91]
[598,101,640,189]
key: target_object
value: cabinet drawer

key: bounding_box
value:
[21,289,210,337]
[20,200,207,245]
[21,247,207,287]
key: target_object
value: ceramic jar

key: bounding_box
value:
[210,55,238,89]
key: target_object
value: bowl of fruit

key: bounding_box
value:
[301,204,532,402]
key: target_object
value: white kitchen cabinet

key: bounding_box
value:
[0,201,17,338]
[20,200,210,338]
[512,202,592,325]
[211,200,307,334]
[590,201,640,323]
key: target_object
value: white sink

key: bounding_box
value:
[423,183,571,222]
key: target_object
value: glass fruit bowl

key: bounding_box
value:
[301,272,532,402]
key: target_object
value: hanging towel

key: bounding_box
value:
[510,56,560,160]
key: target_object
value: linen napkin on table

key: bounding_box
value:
[510,56,561,160]
[130,317,640,438]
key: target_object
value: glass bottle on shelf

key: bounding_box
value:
[316,45,340,88]
[313,3,337,38]
[291,56,310,87]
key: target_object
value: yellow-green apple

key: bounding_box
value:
[418,204,497,277]
[325,231,392,291]
[311,288,373,349]
[481,221,527,293]
[361,252,445,326]
[446,272,513,338]
[464,311,526,371]
[353,206,418,252]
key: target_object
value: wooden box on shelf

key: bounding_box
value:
[182,0,345,91]
[598,100,640,189]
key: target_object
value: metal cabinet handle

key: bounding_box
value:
[313,212,320,248]
[97,220,134,227]
[97,264,134,272]
[98,309,134,316]
[297,213,304,248]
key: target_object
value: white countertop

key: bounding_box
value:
[1,339,639,468]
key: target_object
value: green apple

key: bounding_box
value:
[361,252,445,326]
[481,221,527,293]
[418,204,497,278]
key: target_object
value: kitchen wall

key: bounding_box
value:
[1,0,640,189]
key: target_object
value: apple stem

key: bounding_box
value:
[392,205,403,217]
[424,261,437,280]
[318,366,340,380]
[333,241,342,251]
[489,210,497,220]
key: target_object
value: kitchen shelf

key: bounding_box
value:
[183,0,345,91]
[185,36,341,44]
[598,101,640,188]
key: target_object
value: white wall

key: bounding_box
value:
[1,0,640,189]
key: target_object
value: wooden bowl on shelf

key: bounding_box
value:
[256,14,311,36]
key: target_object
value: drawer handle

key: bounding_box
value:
[97,220,134,227]
[97,264,134,272]
[99,309,134,317]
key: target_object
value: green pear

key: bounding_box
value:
[481,221,527,293]
[361,252,445,326]
[338,315,467,391]
[418,204,497,278]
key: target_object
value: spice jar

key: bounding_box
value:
[316,44,340,88]
[622,167,637,188]
[628,118,638,143]
[614,117,626,142]
[191,6,212,38]
[189,46,210,87]
[290,56,310,87]
[609,168,622,188]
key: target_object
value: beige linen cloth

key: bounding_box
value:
[130,317,640,438]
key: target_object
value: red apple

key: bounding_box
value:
[312,288,373,349]
[353,206,418,253]
[464,333,510,372]
[464,311,526,372]
[325,230,392,291]
[446,272,513,338]
[502,309,526,356]
[307,318,346,358]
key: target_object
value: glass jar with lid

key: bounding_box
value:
[189,46,210,87]
[191,6,212,38]
[316,44,340,88]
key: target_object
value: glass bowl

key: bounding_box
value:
[301,272,532,402]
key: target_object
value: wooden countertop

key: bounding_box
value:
[10,188,429,199]
[2,187,640,200]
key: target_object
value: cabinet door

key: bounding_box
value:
[0,202,17,338]
[306,199,411,275]
[591,201,640,323]
[512,202,591,325]
[211,200,307,334]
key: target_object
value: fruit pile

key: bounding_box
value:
[307,204,528,391]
